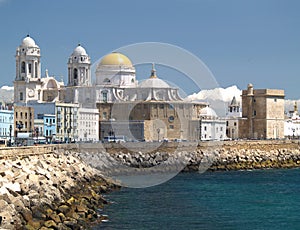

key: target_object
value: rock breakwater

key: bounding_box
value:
[0,149,118,230]
[74,141,300,174]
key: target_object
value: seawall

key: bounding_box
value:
[70,140,300,174]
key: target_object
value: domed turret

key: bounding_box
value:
[199,106,218,119]
[95,52,136,87]
[98,52,133,67]
[67,44,91,86]
[139,64,170,88]
[72,44,87,56]
[21,35,38,48]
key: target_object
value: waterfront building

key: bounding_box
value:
[77,107,99,142]
[55,103,79,143]
[284,102,300,138]
[239,84,285,139]
[96,62,206,141]
[225,96,242,140]
[0,104,14,139]
[14,106,34,137]
[13,35,228,142]
[37,114,56,143]
[199,106,227,141]
[33,118,44,139]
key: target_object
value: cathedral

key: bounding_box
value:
[13,35,227,142]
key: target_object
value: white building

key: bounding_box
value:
[199,106,227,141]
[14,35,64,105]
[284,102,300,138]
[77,107,99,142]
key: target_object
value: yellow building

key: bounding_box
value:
[14,106,34,137]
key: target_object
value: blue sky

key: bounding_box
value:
[0,0,299,99]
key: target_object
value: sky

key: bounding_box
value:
[0,0,299,99]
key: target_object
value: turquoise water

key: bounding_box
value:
[94,168,300,230]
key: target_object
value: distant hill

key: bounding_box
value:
[0,85,14,103]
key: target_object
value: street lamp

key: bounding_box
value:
[67,127,71,143]
[16,122,23,146]
[9,125,12,147]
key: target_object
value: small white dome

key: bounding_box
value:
[139,78,170,88]
[72,44,87,56]
[199,106,217,118]
[21,35,38,47]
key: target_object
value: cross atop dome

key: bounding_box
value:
[150,63,157,79]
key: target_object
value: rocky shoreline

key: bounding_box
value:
[74,141,300,176]
[0,150,119,230]
[1,140,300,229]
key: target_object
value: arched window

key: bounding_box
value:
[35,62,38,78]
[21,62,26,73]
[74,68,78,79]
[73,68,78,86]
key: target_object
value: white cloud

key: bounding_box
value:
[0,85,13,90]
[186,85,242,102]
[185,85,242,117]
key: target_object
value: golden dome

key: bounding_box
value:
[99,52,133,66]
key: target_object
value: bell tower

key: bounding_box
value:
[15,35,41,81]
[14,35,41,104]
[67,44,91,86]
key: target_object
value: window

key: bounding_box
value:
[103,78,110,83]
[20,112,23,119]
[169,125,174,129]
[16,112,18,119]
[103,112,107,120]
[274,98,277,102]
[204,126,207,131]
[226,121,229,126]
[73,68,78,82]
[28,63,32,74]
[234,122,237,126]
[25,113,27,119]
[253,110,256,116]
[168,116,175,123]
[159,104,164,109]
[20,92,23,101]
[35,62,38,78]
[21,62,25,73]
[102,91,108,103]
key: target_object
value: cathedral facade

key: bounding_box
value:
[13,35,226,142]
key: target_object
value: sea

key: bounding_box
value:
[93,168,300,230]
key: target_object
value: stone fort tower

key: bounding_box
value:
[239,83,285,139]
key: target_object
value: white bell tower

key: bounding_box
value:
[14,35,42,104]
[15,35,41,81]
[67,44,91,86]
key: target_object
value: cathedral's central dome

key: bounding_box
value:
[99,52,132,66]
